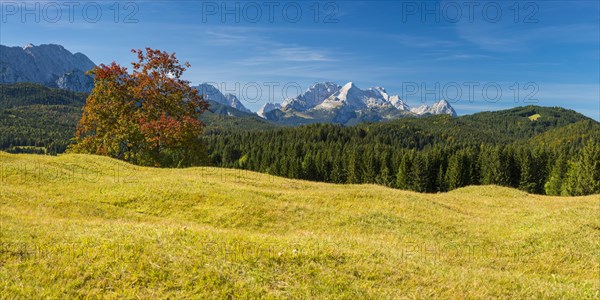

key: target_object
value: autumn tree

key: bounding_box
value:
[69,48,209,167]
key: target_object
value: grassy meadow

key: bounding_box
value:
[0,152,598,298]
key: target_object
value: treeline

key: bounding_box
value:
[0,104,83,154]
[0,83,87,154]
[204,120,600,196]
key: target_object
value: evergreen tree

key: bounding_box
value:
[375,150,392,186]
[330,155,346,183]
[301,152,317,180]
[519,149,537,193]
[436,166,447,192]
[411,154,429,193]
[544,153,567,196]
[347,148,363,184]
[446,152,470,190]
[396,152,413,190]
[362,147,378,183]
[563,140,600,195]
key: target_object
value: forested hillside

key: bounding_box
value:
[203,111,600,196]
[0,83,87,153]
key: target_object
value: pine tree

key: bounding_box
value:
[301,152,317,180]
[436,166,447,192]
[544,153,567,196]
[362,147,377,183]
[347,148,363,184]
[396,152,413,190]
[376,150,393,186]
[519,149,537,193]
[480,145,510,186]
[446,152,470,190]
[330,155,346,183]
[411,154,429,193]
[563,140,600,195]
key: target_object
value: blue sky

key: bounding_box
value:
[1,0,599,120]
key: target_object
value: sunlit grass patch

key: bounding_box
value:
[1,152,598,298]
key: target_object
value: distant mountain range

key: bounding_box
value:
[1,43,457,126]
[0,44,96,92]
[193,83,252,113]
[259,82,457,125]
[198,81,457,126]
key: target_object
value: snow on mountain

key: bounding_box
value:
[181,80,457,121]
[265,81,457,124]
[410,100,457,117]
[282,82,341,111]
[410,104,431,115]
[389,95,409,111]
[429,100,457,117]
[364,86,394,108]
[317,82,397,110]
[317,82,362,109]
[257,102,282,118]
[195,83,251,113]
[0,43,96,92]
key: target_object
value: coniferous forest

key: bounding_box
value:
[203,115,600,196]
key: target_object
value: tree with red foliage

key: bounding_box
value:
[69,48,209,167]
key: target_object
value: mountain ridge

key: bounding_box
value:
[0,43,96,92]
[261,81,457,125]
[194,83,252,113]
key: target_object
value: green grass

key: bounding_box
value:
[1,152,599,298]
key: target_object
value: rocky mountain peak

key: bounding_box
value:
[1,43,96,92]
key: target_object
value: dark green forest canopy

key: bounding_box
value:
[0,83,87,154]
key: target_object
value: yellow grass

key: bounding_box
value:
[1,152,598,298]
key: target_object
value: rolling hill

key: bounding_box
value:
[0,152,598,298]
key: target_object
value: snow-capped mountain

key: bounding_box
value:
[257,102,282,118]
[316,82,395,110]
[0,43,96,92]
[429,100,457,116]
[282,82,341,111]
[410,104,430,115]
[390,95,409,111]
[410,100,457,117]
[264,82,457,125]
[194,83,251,113]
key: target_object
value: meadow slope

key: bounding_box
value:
[0,152,598,298]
